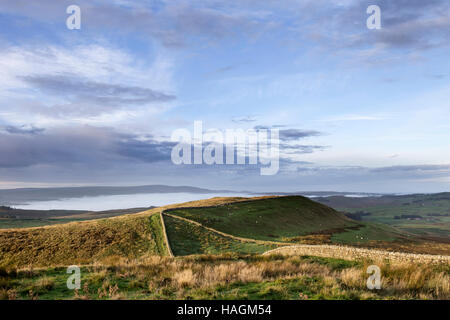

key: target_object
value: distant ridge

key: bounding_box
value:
[257,191,383,197]
[0,185,237,205]
[1,183,445,206]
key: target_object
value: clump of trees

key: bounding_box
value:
[344,211,371,221]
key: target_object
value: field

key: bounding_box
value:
[316,193,450,241]
[0,195,449,300]
[0,207,153,229]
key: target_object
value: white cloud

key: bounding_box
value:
[0,43,175,127]
[321,114,386,122]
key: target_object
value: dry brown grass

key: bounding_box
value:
[264,246,449,299]
[0,288,17,300]
[378,261,450,298]
[340,268,366,288]
[0,209,171,268]
[1,253,448,300]
[87,254,333,289]
[78,253,449,299]
[34,276,55,291]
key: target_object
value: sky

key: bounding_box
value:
[0,0,449,193]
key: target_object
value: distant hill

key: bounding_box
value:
[0,184,390,206]
[315,192,450,208]
[0,185,236,206]
[167,196,360,242]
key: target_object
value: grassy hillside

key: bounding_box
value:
[331,223,406,244]
[0,213,168,268]
[167,196,402,244]
[164,215,278,256]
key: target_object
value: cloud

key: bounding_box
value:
[1,0,449,54]
[116,138,175,163]
[291,164,450,176]
[291,0,450,65]
[0,44,175,122]
[252,126,323,141]
[0,0,267,48]
[288,164,450,184]
[322,115,385,122]
[2,125,45,135]
[22,74,176,106]
[281,144,328,155]
[279,129,322,141]
[429,74,446,80]
[371,164,450,173]
[0,126,173,168]
[232,115,257,123]
[1,0,448,70]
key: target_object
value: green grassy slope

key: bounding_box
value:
[316,194,450,240]
[168,196,362,242]
[0,213,168,268]
[164,215,278,256]
[330,222,407,244]
[167,196,412,246]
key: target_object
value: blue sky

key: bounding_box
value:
[0,0,449,193]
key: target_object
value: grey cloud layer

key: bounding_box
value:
[0,124,325,168]
[1,124,449,191]
[3,125,45,135]
[0,126,174,168]
[0,0,262,47]
[0,0,447,76]
[281,144,327,155]
[371,165,450,174]
[2,0,447,51]
[22,74,175,106]
[294,164,450,180]
[279,129,322,141]
[304,0,450,61]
